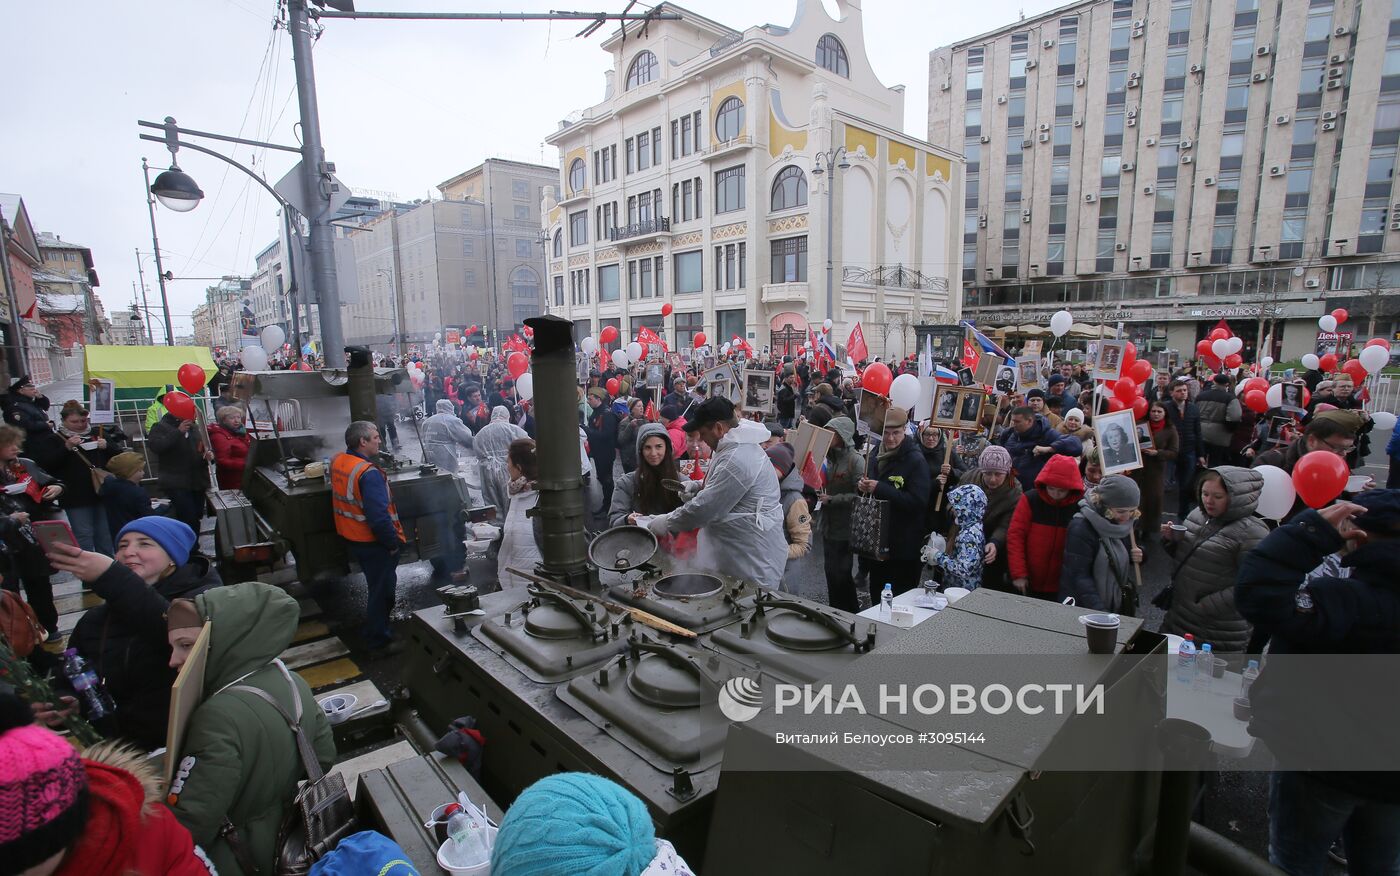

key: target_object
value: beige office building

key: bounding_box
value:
[544,1,963,360]
[930,0,1400,360]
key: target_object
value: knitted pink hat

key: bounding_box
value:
[0,720,89,871]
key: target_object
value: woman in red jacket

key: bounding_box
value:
[207,406,251,491]
[1006,453,1085,600]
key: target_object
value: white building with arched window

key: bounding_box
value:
[542,0,964,360]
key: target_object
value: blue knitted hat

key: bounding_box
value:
[116,517,196,566]
[490,773,655,876]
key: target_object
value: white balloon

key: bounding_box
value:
[1211,339,1231,359]
[517,373,534,402]
[1372,411,1397,430]
[581,336,599,355]
[1261,356,1274,370]
[611,349,629,369]
[1301,353,1320,370]
[259,325,286,351]
[1255,464,1297,521]
[1225,337,1244,355]
[889,373,921,409]
[1318,315,1338,332]
[721,342,732,355]
[1050,309,1073,337]
[241,345,269,371]
[435,332,443,341]
[1265,383,1283,408]
[823,318,834,331]
[1359,344,1389,373]
[627,341,644,364]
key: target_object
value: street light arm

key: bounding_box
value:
[139,134,294,212]
[137,118,301,155]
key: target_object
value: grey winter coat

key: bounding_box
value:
[1060,497,1137,613]
[1194,387,1242,449]
[1162,466,1269,651]
[422,400,474,472]
[818,417,864,540]
[607,423,671,527]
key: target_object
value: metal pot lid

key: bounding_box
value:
[653,573,723,600]
[523,603,589,640]
[627,652,705,708]
[765,610,848,651]
[588,525,658,572]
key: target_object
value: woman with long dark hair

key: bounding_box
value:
[609,423,696,556]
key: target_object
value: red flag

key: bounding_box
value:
[961,338,980,369]
[799,451,824,490]
[637,325,667,351]
[846,323,869,363]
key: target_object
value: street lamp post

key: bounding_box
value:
[376,267,404,359]
[132,251,156,343]
[811,147,849,327]
[141,158,180,345]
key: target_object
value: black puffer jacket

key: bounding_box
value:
[863,436,932,563]
[68,556,222,749]
[1,393,51,437]
[28,427,128,508]
[147,412,210,491]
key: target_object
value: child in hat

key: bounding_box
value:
[98,452,156,542]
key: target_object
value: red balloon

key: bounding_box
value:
[1195,339,1214,358]
[1342,359,1368,384]
[600,325,619,344]
[606,377,620,396]
[522,326,534,338]
[1131,397,1149,420]
[1202,353,1222,370]
[507,351,529,379]
[1365,337,1391,349]
[1244,389,1269,414]
[1128,358,1152,385]
[1209,328,1230,341]
[661,303,673,317]
[693,331,707,347]
[1318,353,1338,372]
[1241,377,1269,396]
[163,392,196,421]
[1122,341,1137,369]
[1330,308,1348,325]
[1105,397,1126,412]
[1302,388,1311,407]
[1114,379,1138,403]
[1292,450,1350,509]
[176,363,206,394]
[863,362,894,396]
[469,351,479,361]
[1224,353,1243,369]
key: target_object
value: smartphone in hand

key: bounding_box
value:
[30,520,80,555]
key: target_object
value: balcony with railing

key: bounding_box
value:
[843,264,949,291]
[761,281,810,304]
[702,135,756,162]
[609,218,672,244]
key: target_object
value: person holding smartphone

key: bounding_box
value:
[0,424,63,638]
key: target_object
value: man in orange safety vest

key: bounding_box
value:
[331,421,407,658]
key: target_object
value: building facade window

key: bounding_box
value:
[626,51,658,89]
[627,256,664,299]
[569,158,586,193]
[552,275,564,306]
[770,166,808,211]
[552,230,561,257]
[674,310,704,340]
[569,269,590,305]
[715,97,745,143]
[674,250,702,295]
[816,34,850,77]
[597,264,620,302]
[569,211,588,246]
[770,236,808,283]
[714,242,746,290]
[715,165,745,213]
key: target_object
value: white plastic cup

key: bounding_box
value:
[437,827,498,875]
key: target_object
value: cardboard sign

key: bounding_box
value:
[972,354,1002,388]
[164,621,211,791]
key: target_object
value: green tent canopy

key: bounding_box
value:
[82,345,217,409]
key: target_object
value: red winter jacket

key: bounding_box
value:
[207,423,251,491]
[1007,454,1085,595]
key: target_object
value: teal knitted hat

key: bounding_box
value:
[490,773,655,876]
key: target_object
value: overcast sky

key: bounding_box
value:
[3,0,1053,341]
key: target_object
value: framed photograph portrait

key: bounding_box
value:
[930,384,962,429]
[1094,408,1143,475]
[1135,421,1153,447]
[1016,356,1041,390]
[1279,383,1305,413]
[1266,415,1298,446]
[995,365,1016,396]
[645,361,666,389]
[857,388,892,437]
[666,351,684,372]
[957,366,976,387]
[954,387,988,429]
[742,370,775,415]
[88,378,116,425]
[1093,340,1127,383]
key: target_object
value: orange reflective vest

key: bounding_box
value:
[329,452,407,544]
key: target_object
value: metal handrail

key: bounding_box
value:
[609,218,672,241]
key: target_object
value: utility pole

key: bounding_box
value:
[140,161,176,345]
[132,252,155,344]
[287,0,344,362]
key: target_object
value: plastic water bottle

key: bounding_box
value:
[1175,634,1196,684]
[880,583,894,619]
[1240,659,1260,701]
[62,649,115,719]
[1193,643,1214,690]
[444,804,489,863]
